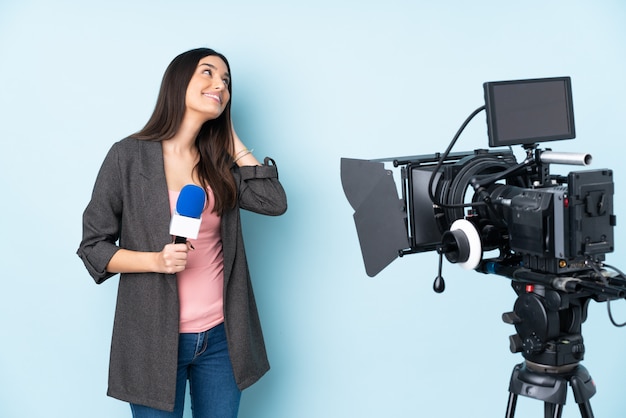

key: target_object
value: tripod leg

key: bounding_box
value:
[569,366,596,418]
[505,392,518,418]
[577,401,594,418]
[544,403,563,418]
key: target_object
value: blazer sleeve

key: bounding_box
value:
[236,157,287,216]
[76,143,124,284]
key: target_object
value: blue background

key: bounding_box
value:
[1,1,626,417]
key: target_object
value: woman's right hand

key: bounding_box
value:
[105,242,192,275]
[156,243,191,274]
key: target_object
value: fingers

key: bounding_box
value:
[160,243,190,274]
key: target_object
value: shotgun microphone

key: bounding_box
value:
[169,184,206,243]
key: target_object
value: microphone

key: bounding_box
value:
[169,184,206,244]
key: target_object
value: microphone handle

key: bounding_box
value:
[174,236,187,244]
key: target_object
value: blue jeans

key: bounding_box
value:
[131,323,241,418]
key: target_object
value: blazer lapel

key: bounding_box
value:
[137,139,178,293]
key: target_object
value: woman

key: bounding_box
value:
[77,48,287,417]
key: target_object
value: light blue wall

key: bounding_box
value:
[1,1,626,417]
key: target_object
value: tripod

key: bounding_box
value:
[505,360,596,418]
[502,282,598,417]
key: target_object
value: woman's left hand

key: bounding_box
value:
[231,122,260,166]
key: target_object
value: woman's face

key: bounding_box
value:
[184,55,231,122]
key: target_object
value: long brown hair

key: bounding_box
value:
[131,48,236,215]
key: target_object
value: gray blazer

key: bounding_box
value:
[77,137,287,412]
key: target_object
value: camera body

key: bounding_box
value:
[405,148,615,275]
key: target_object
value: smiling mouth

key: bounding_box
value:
[203,93,221,104]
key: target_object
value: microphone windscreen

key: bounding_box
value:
[176,184,206,218]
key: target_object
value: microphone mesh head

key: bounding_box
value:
[176,184,206,218]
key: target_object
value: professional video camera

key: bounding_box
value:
[341,77,626,417]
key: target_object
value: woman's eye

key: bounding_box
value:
[223,78,230,86]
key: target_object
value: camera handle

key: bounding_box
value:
[433,252,446,293]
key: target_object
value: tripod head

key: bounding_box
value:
[484,261,626,369]
[503,281,588,368]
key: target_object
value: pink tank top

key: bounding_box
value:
[169,187,224,333]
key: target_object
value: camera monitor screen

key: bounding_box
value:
[484,77,575,147]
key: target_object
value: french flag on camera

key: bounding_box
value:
[169,184,206,242]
